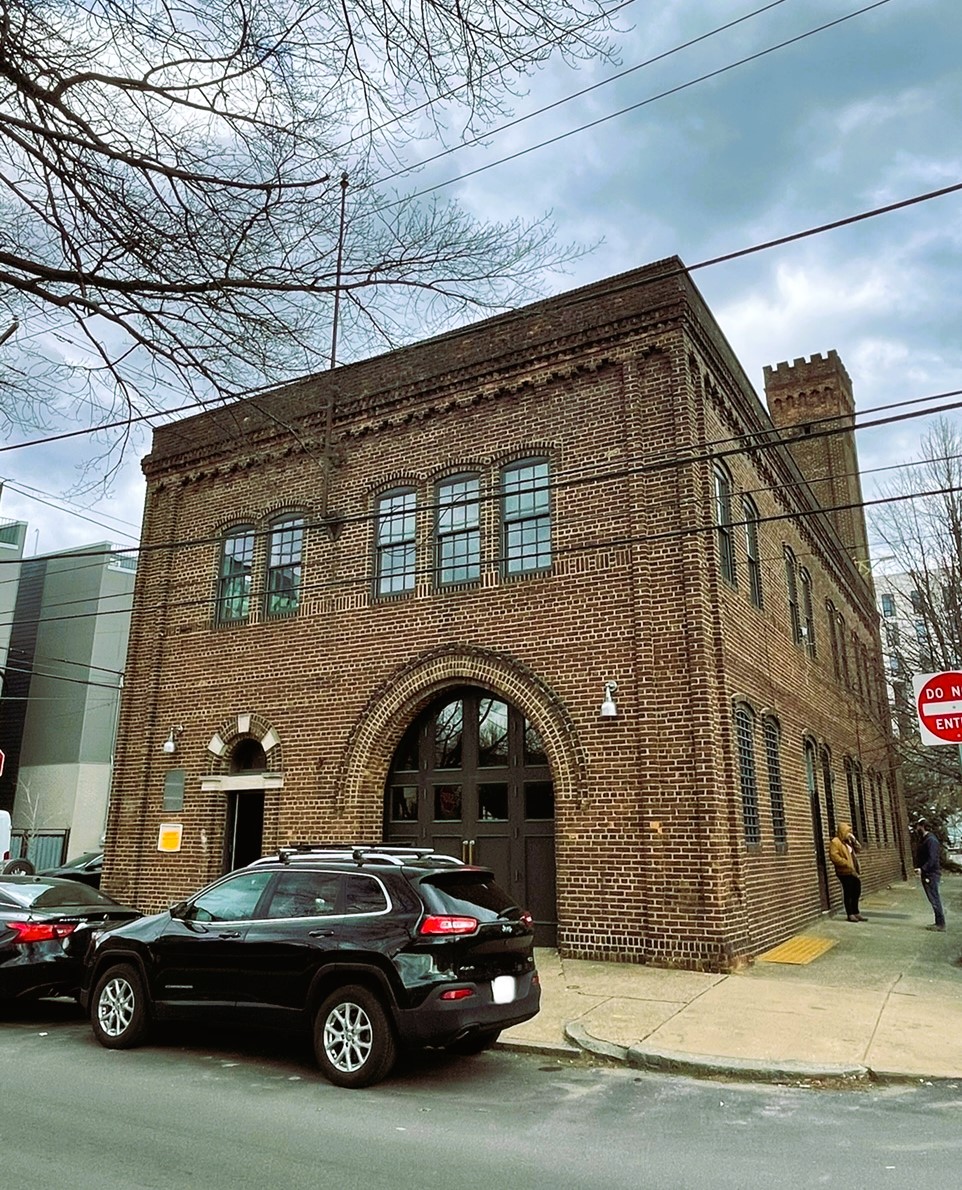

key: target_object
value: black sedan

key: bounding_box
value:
[0,876,140,1003]
[40,850,104,889]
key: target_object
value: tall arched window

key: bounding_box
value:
[783,545,801,644]
[375,488,417,596]
[763,716,787,846]
[799,567,816,656]
[820,746,837,837]
[217,525,255,624]
[742,495,763,607]
[501,458,551,575]
[714,464,736,584]
[734,703,760,845]
[265,515,303,616]
[437,473,481,586]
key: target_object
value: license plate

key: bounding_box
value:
[491,975,516,1004]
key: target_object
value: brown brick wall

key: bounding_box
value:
[103,259,908,970]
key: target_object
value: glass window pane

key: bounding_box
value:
[434,700,463,768]
[478,782,508,821]
[264,872,340,918]
[478,699,509,766]
[266,518,302,616]
[433,784,462,821]
[343,875,388,914]
[524,720,547,766]
[188,871,272,922]
[390,784,419,821]
[218,527,254,622]
[377,490,416,595]
[503,460,551,575]
[393,722,421,772]
[524,781,554,819]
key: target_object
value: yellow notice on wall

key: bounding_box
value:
[157,822,184,853]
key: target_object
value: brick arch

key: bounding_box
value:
[205,712,283,775]
[337,644,586,832]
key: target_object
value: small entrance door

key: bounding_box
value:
[385,688,557,945]
[225,791,265,871]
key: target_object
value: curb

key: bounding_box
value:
[565,1021,870,1084]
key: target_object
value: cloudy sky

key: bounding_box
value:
[2,0,959,559]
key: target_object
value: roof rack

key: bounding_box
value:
[264,843,452,868]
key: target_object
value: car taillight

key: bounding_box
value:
[419,914,479,936]
[9,921,77,944]
[439,988,475,1001]
[520,911,533,927]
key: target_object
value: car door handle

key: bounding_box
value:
[217,930,242,939]
[309,929,335,938]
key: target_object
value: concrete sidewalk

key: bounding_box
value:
[502,873,962,1083]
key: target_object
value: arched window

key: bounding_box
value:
[437,473,481,586]
[714,464,736,584]
[820,746,837,837]
[763,716,787,846]
[501,458,551,575]
[742,495,763,607]
[783,546,801,644]
[799,567,816,656]
[734,703,760,845]
[217,525,255,624]
[265,515,303,616]
[375,488,417,596]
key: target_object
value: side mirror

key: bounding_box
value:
[169,900,188,919]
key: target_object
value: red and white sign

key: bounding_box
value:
[913,671,962,746]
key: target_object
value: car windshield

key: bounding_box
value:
[0,878,119,909]
[418,872,522,921]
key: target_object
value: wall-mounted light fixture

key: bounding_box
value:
[162,725,183,755]
[600,681,618,718]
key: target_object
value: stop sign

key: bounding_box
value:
[913,671,962,746]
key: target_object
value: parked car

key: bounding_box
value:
[0,876,140,1003]
[82,845,541,1087]
[41,851,104,889]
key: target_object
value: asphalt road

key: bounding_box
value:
[3,999,962,1190]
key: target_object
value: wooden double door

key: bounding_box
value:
[384,687,557,946]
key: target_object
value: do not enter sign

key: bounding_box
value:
[913,671,962,746]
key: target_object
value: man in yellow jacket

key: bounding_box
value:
[829,822,864,922]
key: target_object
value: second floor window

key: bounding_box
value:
[714,464,736,584]
[217,526,255,623]
[743,496,763,607]
[437,474,481,586]
[266,517,303,616]
[376,489,416,596]
[799,567,816,656]
[502,459,551,575]
[784,546,801,644]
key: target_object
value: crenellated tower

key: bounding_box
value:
[763,351,870,571]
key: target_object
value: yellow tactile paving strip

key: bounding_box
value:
[757,936,836,965]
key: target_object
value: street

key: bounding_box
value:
[3,1000,962,1189]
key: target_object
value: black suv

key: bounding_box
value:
[81,846,540,1087]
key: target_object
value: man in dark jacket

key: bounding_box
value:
[915,820,946,931]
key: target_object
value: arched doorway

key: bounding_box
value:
[384,686,557,945]
[224,738,267,871]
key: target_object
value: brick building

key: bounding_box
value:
[104,258,909,969]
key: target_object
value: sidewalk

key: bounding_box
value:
[502,873,962,1083]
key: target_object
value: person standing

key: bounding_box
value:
[829,822,865,922]
[915,820,946,931]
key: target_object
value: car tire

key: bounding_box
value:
[313,984,397,1088]
[91,963,150,1049]
[446,1028,501,1056]
[2,858,35,875]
